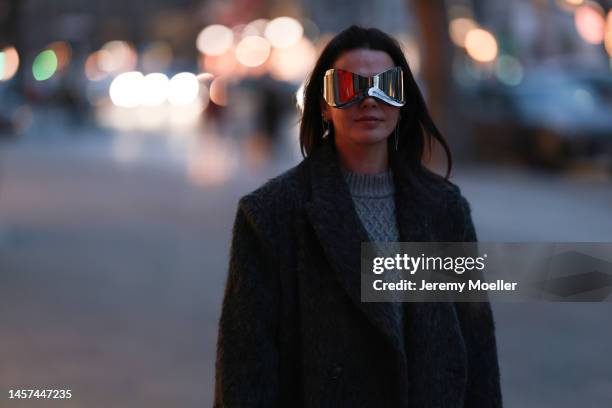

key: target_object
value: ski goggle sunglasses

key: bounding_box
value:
[323,66,405,108]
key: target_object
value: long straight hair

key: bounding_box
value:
[299,25,453,179]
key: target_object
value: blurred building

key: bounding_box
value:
[19,0,197,52]
[300,0,411,33]
[475,0,610,72]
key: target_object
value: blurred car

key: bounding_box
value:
[458,71,612,170]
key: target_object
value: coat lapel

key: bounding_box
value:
[303,141,434,371]
[302,140,469,405]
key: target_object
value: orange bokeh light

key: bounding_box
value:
[574,4,605,44]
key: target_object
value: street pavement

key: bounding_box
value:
[0,129,611,407]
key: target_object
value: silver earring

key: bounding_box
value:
[322,118,330,139]
[394,125,399,151]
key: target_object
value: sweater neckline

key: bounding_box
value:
[340,166,395,198]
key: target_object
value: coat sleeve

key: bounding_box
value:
[213,197,280,407]
[455,195,504,408]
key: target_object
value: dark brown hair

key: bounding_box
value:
[299,25,452,179]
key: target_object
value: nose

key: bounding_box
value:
[359,95,379,108]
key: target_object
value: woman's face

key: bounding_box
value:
[322,48,401,149]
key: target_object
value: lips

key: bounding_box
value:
[355,116,382,122]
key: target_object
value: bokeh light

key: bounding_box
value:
[32,50,58,81]
[85,50,110,81]
[141,73,170,107]
[209,76,228,106]
[264,17,303,48]
[235,36,271,67]
[269,37,316,82]
[99,41,137,73]
[168,72,200,106]
[465,28,498,62]
[109,71,145,108]
[574,3,605,44]
[196,25,234,56]
[0,46,19,81]
[47,41,71,72]
[574,88,594,111]
[605,10,612,57]
[449,18,478,48]
[201,48,239,76]
[495,55,524,86]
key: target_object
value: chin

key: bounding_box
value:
[350,131,389,145]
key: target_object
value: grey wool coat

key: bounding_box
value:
[214,139,502,407]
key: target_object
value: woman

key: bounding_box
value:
[214,25,502,407]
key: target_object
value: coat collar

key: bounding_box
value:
[303,140,441,388]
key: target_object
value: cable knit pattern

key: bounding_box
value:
[340,165,404,341]
[340,166,400,242]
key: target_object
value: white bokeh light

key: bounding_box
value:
[99,41,137,73]
[235,36,271,67]
[141,73,170,106]
[264,17,303,48]
[465,28,498,62]
[168,72,200,106]
[109,71,145,108]
[197,25,234,56]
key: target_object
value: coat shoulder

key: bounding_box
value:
[415,167,477,241]
[237,160,309,232]
[414,167,466,205]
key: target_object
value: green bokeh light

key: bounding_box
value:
[32,50,58,81]
[0,52,5,79]
[495,55,523,86]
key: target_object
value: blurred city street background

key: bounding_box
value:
[1,0,612,407]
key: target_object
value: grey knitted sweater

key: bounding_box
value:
[340,166,404,339]
[340,166,399,242]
